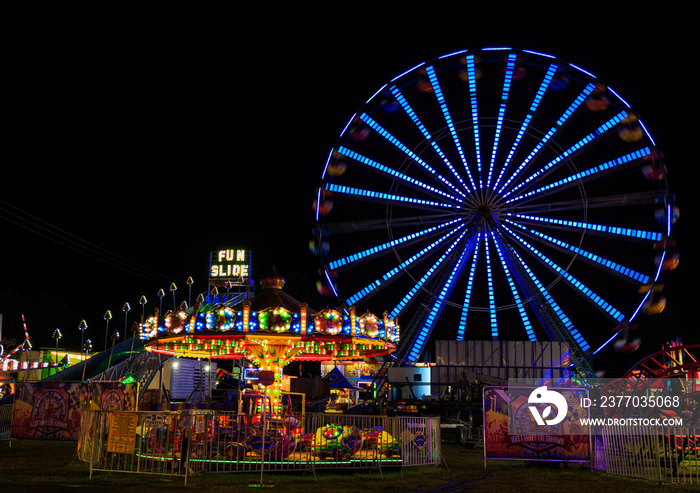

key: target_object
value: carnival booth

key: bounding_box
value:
[323,366,364,412]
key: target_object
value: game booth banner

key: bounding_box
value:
[11,381,138,441]
[483,386,590,464]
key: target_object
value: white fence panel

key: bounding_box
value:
[79,409,442,483]
[601,424,700,485]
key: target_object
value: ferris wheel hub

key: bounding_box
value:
[462,188,506,231]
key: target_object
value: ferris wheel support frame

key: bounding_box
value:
[395,247,466,364]
[496,231,594,377]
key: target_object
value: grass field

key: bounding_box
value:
[0,439,692,492]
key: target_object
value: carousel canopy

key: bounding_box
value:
[232,271,318,314]
[142,270,398,362]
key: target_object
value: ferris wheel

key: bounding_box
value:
[311,47,677,369]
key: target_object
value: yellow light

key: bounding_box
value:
[350,306,357,336]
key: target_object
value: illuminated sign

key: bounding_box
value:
[209,249,251,285]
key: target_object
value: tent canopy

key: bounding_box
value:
[323,366,363,391]
[0,369,15,383]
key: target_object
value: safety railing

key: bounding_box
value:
[601,424,700,486]
[81,409,210,485]
[79,409,442,483]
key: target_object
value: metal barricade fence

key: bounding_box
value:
[601,424,700,486]
[80,409,209,485]
[658,427,700,485]
[307,413,441,470]
[79,409,442,481]
[203,411,311,474]
[203,412,441,475]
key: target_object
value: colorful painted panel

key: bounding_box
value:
[11,382,138,440]
[11,382,85,440]
[88,382,138,411]
[483,386,590,462]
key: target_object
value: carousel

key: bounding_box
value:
[142,272,398,414]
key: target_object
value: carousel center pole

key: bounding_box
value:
[245,337,302,415]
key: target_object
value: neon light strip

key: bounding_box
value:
[324,183,456,210]
[465,54,483,189]
[492,64,558,191]
[365,83,389,105]
[492,235,537,341]
[505,219,650,284]
[523,49,557,59]
[486,53,516,189]
[508,213,663,241]
[389,231,467,319]
[381,225,465,282]
[607,86,630,109]
[456,236,480,341]
[638,119,656,147]
[556,84,597,126]
[426,65,476,191]
[507,148,652,203]
[509,248,590,352]
[484,236,498,337]
[328,218,461,270]
[324,269,343,309]
[407,238,473,361]
[358,113,465,196]
[389,85,471,193]
[345,224,464,306]
[391,62,426,82]
[337,146,461,202]
[504,111,630,198]
[388,85,432,140]
[569,63,596,79]
[504,225,625,324]
[439,49,469,60]
[497,82,597,194]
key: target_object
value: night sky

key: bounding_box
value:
[1,7,693,375]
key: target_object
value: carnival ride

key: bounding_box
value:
[594,340,700,481]
[311,47,678,377]
[186,404,410,464]
[132,272,404,462]
[600,340,700,421]
[142,273,398,414]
